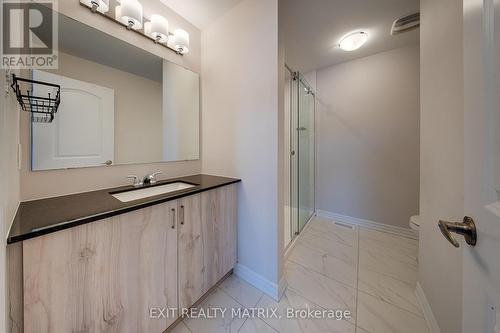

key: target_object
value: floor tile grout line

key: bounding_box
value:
[237,318,249,332]
[357,226,419,241]
[252,307,281,333]
[287,284,351,313]
[285,285,357,327]
[218,276,265,308]
[259,318,281,333]
[294,238,357,266]
[287,257,357,290]
[357,224,427,326]
[216,285,260,309]
[357,263,418,286]
[255,291,286,332]
[181,320,193,333]
[356,288,425,319]
[356,266,420,296]
[358,247,419,268]
[185,285,256,332]
[255,292,265,306]
[306,223,357,248]
[287,228,359,290]
[294,217,424,332]
[215,282,267,331]
[303,226,354,247]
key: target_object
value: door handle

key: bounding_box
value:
[180,205,185,225]
[438,216,477,248]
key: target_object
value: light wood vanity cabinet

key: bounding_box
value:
[19,184,237,333]
[23,201,179,333]
[201,185,237,292]
[176,185,238,310]
[177,193,205,310]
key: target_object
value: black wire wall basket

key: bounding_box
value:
[10,74,61,123]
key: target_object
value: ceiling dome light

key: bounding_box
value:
[338,31,368,51]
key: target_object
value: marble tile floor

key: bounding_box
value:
[171,216,429,333]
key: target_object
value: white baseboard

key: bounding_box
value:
[316,210,418,240]
[234,263,284,301]
[415,282,441,333]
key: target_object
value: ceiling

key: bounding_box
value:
[159,0,244,29]
[57,12,162,82]
[281,0,420,72]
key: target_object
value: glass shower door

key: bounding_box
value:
[297,78,315,232]
[289,72,299,239]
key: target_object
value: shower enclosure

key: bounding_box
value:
[285,66,315,248]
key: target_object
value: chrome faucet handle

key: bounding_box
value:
[151,171,162,183]
[127,175,143,187]
[143,171,162,185]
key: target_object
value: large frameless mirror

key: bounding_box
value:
[30,10,199,171]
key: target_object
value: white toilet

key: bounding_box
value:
[409,215,420,234]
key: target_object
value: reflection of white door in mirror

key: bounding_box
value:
[31,70,115,170]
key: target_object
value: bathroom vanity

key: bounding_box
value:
[7,174,240,333]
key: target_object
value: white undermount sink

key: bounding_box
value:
[111,182,196,202]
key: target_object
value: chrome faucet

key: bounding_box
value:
[142,172,162,185]
[127,172,162,187]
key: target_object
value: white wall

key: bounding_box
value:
[201,0,282,297]
[0,69,22,333]
[20,0,202,200]
[419,0,463,332]
[315,45,420,229]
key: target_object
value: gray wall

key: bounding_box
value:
[419,0,463,332]
[316,44,420,229]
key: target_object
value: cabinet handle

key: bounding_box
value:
[180,205,185,225]
[171,208,176,229]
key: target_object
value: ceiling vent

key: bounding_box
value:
[390,12,420,35]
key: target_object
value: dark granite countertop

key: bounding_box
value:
[8,174,240,244]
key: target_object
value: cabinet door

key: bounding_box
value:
[23,201,178,333]
[177,194,204,310]
[201,184,238,292]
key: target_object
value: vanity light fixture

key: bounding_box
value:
[173,29,189,54]
[80,0,189,55]
[81,0,109,13]
[338,31,368,51]
[150,14,169,43]
[120,0,143,30]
